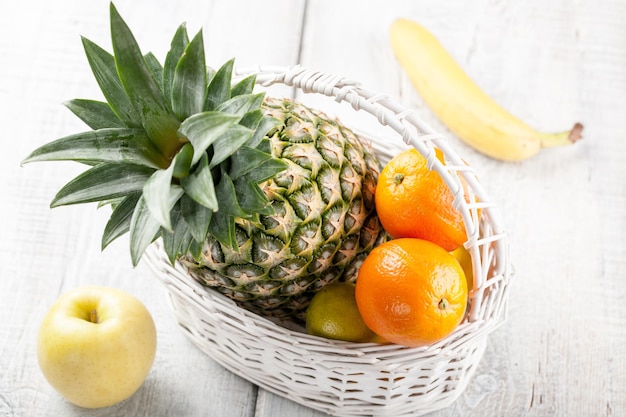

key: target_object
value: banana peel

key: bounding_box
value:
[389,18,582,161]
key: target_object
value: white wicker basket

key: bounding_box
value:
[144,66,512,417]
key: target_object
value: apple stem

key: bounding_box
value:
[90,309,98,324]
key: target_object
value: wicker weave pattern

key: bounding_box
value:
[145,66,512,417]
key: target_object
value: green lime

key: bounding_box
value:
[305,282,378,343]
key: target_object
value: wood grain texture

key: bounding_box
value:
[1,0,625,416]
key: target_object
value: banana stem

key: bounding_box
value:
[539,123,584,148]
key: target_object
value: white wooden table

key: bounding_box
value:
[2,0,625,416]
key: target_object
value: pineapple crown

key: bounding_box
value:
[23,3,286,266]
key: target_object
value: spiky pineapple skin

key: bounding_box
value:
[179,97,387,319]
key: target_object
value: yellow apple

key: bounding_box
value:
[37,286,157,408]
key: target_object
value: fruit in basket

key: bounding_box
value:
[355,238,467,347]
[375,148,466,251]
[305,281,378,342]
[22,4,385,319]
[389,18,583,161]
[37,286,156,408]
[451,245,474,291]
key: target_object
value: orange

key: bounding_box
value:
[375,148,466,251]
[355,238,468,347]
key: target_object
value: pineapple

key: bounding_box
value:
[23,4,385,318]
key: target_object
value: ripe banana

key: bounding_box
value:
[389,18,582,161]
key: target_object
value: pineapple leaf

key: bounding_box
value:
[110,3,181,158]
[178,112,241,165]
[207,209,236,250]
[102,192,141,249]
[64,99,127,129]
[214,169,249,219]
[22,128,169,169]
[51,163,154,207]
[81,37,141,127]
[142,162,184,231]
[144,52,164,90]
[208,125,254,168]
[206,67,216,85]
[234,176,273,216]
[187,240,203,261]
[216,93,264,117]
[190,167,251,249]
[163,23,189,106]
[161,201,194,263]
[180,193,212,243]
[228,146,273,180]
[204,58,234,111]
[171,142,194,179]
[246,157,289,184]
[247,115,282,149]
[239,109,263,130]
[231,75,256,97]
[171,29,207,120]
[255,137,272,154]
[129,195,162,266]
[180,153,218,210]
[97,197,125,209]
